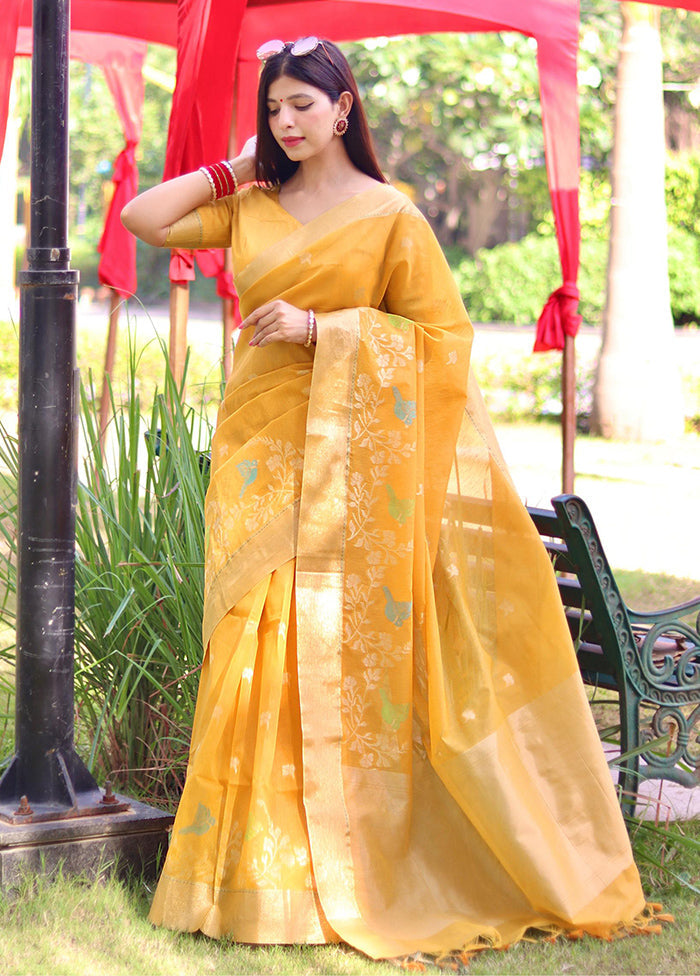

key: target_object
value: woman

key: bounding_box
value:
[122,38,659,961]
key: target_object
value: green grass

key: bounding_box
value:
[0,680,12,765]
[0,846,697,976]
[0,461,15,761]
[0,870,399,976]
[615,569,700,614]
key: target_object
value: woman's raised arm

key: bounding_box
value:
[121,171,212,247]
[121,140,257,247]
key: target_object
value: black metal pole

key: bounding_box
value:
[0,0,106,819]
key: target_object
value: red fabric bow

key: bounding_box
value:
[170,249,196,283]
[533,281,581,353]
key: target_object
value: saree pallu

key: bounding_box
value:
[149,185,649,958]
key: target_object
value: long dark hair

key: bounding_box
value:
[255,40,387,186]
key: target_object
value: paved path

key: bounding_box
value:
[475,324,700,581]
[495,420,700,581]
[603,747,700,822]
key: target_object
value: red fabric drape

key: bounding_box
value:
[95,41,146,296]
[535,32,582,350]
[633,0,700,7]
[20,0,178,47]
[14,28,147,298]
[169,246,237,297]
[163,0,246,292]
[0,0,587,341]
[0,0,22,156]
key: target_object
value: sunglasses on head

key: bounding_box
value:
[256,36,333,64]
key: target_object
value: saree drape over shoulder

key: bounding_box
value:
[149,184,650,958]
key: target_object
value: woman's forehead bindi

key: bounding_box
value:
[267,90,313,101]
[267,77,319,103]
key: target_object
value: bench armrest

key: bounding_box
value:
[627,598,700,627]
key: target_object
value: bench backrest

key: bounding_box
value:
[528,494,634,692]
[537,493,700,708]
[444,491,700,704]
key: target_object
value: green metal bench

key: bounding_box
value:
[529,494,700,811]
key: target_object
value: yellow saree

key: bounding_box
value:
[149,184,652,958]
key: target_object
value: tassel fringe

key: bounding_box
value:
[395,903,672,971]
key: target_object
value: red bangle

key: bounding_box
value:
[199,160,239,201]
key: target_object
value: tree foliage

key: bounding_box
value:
[348,34,534,252]
[665,153,700,235]
[451,220,700,330]
[346,32,545,252]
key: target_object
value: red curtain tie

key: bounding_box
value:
[170,249,196,283]
[111,142,136,183]
[533,281,581,353]
[216,269,237,301]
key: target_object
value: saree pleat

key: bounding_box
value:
[150,184,654,958]
[150,560,337,943]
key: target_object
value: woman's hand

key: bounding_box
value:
[236,136,257,183]
[240,300,313,347]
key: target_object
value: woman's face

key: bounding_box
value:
[266,74,343,162]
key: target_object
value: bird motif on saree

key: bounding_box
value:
[382,586,412,626]
[236,459,258,498]
[385,484,415,525]
[379,687,410,730]
[391,386,416,426]
[179,802,215,836]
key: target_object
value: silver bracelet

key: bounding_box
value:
[304,309,316,348]
[199,165,217,201]
[222,159,239,193]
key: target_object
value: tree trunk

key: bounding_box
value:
[591,3,684,441]
[463,170,504,255]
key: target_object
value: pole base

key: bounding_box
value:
[0,794,131,826]
[0,747,121,823]
[0,792,174,890]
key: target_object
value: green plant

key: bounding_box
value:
[472,341,596,421]
[0,439,18,710]
[452,233,609,328]
[0,321,19,414]
[628,817,700,898]
[665,153,700,237]
[73,346,213,804]
[0,339,215,803]
[667,224,700,326]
